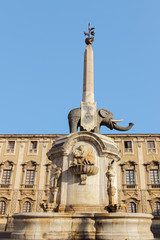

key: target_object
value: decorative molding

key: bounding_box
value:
[10,190,18,214]
[120,160,138,169]
[36,191,43,212]
[144,160,160,170]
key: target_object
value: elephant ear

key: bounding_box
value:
[99,109,109,118]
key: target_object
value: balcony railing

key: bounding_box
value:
[126,184,136,189]
[6,148,14,153]
[0,184,10,188]
[124,148,132,153]
[123,184,137,190]
[151,184,160,188]
[25,184,34,188]
[29,149,37,153]
[148,148,156,153]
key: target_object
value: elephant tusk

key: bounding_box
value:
[111,119,123,123]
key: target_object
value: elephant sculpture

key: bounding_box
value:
[68,108,134,133]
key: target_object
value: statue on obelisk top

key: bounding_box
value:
[68,23,134,133]
[84,22,95,45]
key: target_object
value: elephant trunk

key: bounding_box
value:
[112,122,134,131]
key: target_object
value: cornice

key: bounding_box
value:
[0,134,64,139]
[0,133,159,139]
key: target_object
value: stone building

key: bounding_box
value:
[0,133,160,235]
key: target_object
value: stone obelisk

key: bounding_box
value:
[82,43,94,103]
[81,23,97,131]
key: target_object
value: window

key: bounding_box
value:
[120,160,137,190]
[1,170,11,187]
[7,141,15,153]
[124,141,132,152]
[128,202,136,213]
[147,141,156,153]
[150,170,159,187]
[154,202,160,216]
[126,170,135,187]
[0,201,6,215]
[144,160,160,189]
[29,141,38,153]
[23,201,31,213]
[25,170,35,187]
[21,161,38,188]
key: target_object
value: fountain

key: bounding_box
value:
[11,23,154,240]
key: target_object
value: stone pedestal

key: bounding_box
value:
[46,132,120,213]
[11,132,154,240]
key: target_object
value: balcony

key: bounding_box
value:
[20,184,35,195]
[148,184,160,195]
[124,148,132,153]
[148,148,156,153]
[123,184,137,191]
[6,148,14,153]
[0,184,10,188]
[29,149,37,153]
[24,184,34,188]
[151,184,160,189]
[126,184,136,189]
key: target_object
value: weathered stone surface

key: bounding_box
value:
[47,132,121,211]
[81,102,97,132]
[11,131,155,240]
[70,165,98,176]
[95,213,154,240]
[82,44,94,103]
[11,212,154,240]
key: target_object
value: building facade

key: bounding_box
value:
[0,134,160,235]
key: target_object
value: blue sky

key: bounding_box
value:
[0,1,160,134]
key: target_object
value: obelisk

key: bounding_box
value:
[81,23,97,131]
[82,43,94,103]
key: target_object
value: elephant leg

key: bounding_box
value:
[68,117,80,133]
[68,108,81,133]
[93,125,100,134]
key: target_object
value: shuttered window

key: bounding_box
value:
[2,170,11,185]
[150,170,159,184]
[154,202,160,216]
[126,170,135,185]
[128,202,136,213]
[23,201,31,213]
[0,201,6,215]
[25,170,35,185]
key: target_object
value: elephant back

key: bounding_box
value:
[68,108,81,118]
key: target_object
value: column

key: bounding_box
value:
[82,44,94,103]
